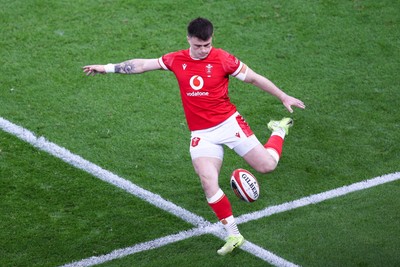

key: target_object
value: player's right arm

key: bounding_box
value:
[239,65,306,113]
[83,58,161,76]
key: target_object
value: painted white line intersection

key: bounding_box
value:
[1,117,399,267]
[0,117,298,266]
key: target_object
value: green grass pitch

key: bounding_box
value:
[1,0,399,266]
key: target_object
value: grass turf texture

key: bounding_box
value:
[1,0,399,266]
[0,131,192,267]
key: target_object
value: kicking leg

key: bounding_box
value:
[243,118,293,173]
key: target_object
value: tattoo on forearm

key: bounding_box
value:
[115,61,136,74]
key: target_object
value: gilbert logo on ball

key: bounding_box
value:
[230,168,260,202]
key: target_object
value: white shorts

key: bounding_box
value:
[190,112,261,160]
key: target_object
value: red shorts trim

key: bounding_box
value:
[235,115,253,137]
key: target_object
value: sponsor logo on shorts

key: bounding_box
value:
[191,137,201,147]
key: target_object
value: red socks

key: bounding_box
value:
[208,194,233,220]
[264,135,284,157]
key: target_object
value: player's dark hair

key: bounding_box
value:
[187,17,214,41]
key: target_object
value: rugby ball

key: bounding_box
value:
[230,168,260,202]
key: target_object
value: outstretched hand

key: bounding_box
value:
[82,65,105,76]
[281,95,306,113]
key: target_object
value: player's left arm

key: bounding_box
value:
[238,65,306,113]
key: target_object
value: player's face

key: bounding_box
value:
[187,36,212,60]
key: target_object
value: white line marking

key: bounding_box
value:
[60,226,217,267]
[0,117,299,266]
[61,171,400,267]
[0,117,206,227]
[236,172,400,224]
[1,117,399,267]
[211,229,300,267]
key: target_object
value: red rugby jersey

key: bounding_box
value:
[158,47,243,131]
